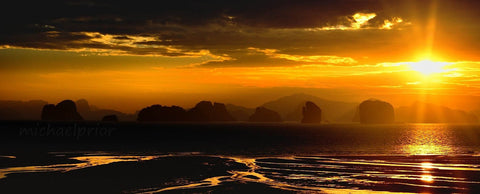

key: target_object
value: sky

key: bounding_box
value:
[1,0,480,113]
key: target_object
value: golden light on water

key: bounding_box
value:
[405,144,452,155]
[401,124,454,155]
[420,162,434,183]
[0,155,159,179]
[421,174,434,183]
[421,162,433,169]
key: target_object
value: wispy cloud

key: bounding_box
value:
[0,31,232,62]
[248,47,357,65]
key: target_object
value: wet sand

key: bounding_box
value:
[1,153,480,193]
[1,122,480,193]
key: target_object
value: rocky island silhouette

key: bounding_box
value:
[301,101,322,123]
[41,100,83,121]
[358,99,395,124]
[0,93,478,123]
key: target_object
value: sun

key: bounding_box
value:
[408,59,450,75]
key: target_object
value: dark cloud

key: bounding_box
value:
[0,1,394,35]
[2,0,480,66]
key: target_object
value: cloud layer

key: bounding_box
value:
[2,0,480,67]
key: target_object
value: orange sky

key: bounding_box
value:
[1,0,480,113]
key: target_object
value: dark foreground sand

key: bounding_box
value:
[1,121,480,193]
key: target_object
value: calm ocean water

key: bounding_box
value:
[1,123,480,193]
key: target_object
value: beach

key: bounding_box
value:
[1,122,480,193]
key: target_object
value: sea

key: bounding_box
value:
[0,122,480,193]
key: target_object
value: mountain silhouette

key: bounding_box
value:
[76,99,90,114]
[301,101,322,123]
[225,104,255,121]
[137,101,235,122]
[212,102,236,121]
[249,107,283,122]
[1,94,479,124]
[261,93,357,122]
[137,105,187,122]
[187,101,213,121]
[396,102,478,123]
[41,100,83,121]
[358,99,394,124]
[75,99,136,121]
[187,101,235,122]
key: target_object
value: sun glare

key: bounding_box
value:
[421,162,433,169]
[421,174,434,183]
[408,60,451,75]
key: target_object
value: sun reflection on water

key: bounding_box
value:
[420,162,434,183]
[398,124,457,184]
[421,174,434,183]
[400,124,454,155]
[421,162,433,169]
[0,155,159,179]
[405,144,452,155]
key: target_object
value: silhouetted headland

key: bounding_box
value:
[249,107,283,122]
[187,101,235,122]
[225,104,255,121]
[260,93,357,123]
[137,101,235,122]
[1,93,480,123]
[358,99,394,124]
[137,105,187,122]
[41,100,83,121]
[301,101,322,123]
[212,102,236,121]
[76,99,135,121]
